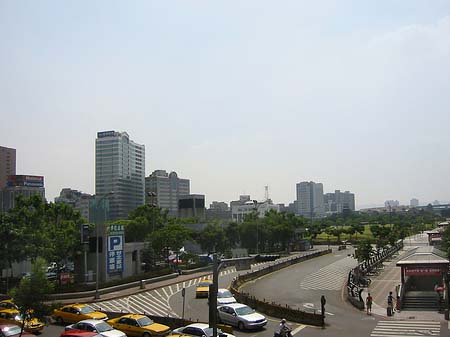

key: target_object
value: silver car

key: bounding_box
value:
[173,323,235,337]
[65,319,126,337]
[217,289,237,306]
[217,303,267,330]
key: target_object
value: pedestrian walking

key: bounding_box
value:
[366,293,373,315]
[387,291,394,316]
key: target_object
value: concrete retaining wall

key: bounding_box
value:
[230,250,331,327]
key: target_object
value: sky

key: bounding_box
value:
[1,1,450,209]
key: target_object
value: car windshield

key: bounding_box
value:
[235,306,255,315]
[94,322,113,332]
[2,325,22,336]
[203,327,224,337]
[218,290,233,298]
[80,306,95,314]
[137,316,153,326]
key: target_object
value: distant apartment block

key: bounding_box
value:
[296,181,325,218]
[0,146,16,191]
[55,188,92,221]
[410,198,419,207]
[206,201,231,220]
[1,175,45,211]
[324,190,355,214]
[385,200,400,208]
[95,131,145,221]
[230,195,279,223]
[145,170,190,216]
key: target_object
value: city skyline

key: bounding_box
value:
[1,1,450,208]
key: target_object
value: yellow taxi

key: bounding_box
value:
[195,279,213,298]
[0,300,18,310]
[0,309,45,334]
[107,314,171,337]
[52,304,108,324]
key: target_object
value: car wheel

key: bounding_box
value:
[238,321,245,331]
[56,316,64,325]
[143,333,151,337]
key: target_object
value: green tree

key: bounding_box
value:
[196,223,227,254]
[126,204,170,242]
[356,239,374,262]
[150,223,193,266]
[9,258,54,337]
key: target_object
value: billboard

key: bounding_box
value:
[7,175,44,187]
[107,224,124,274]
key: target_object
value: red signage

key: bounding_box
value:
[60,272,71,285]
[405,267,443,276]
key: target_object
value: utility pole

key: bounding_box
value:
[209,254,221,337]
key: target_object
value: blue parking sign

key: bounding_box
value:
[107,235,123,274]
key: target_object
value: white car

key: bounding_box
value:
[173,323,235,337]
[65,319,126,337]
[217,303,267,330]
[217,289,237,306]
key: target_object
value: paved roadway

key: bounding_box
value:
[39,240,448,337]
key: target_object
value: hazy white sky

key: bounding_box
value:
[1,1,450,209]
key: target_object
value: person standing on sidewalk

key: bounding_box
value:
[366,293,373,315]
[387,291,394,316]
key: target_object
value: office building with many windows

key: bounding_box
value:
[295,181,325,218]
[324,190,355,214]
[145,170,190,216]
[95,131,145,221]
[0,146,16,191]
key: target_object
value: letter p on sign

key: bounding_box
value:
[109,236,123,251]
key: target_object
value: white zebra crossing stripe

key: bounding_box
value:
[371,320,440,337]
[90,267,237,317]
[301,257,357,290]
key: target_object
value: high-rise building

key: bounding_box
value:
[296,181,325,218]
[0,146,16,191]
[2,175,45,211]
[324,190,355,214]
[385,200,400,208]
[145,170,190,216]
[55,188,92,221]
[95,131,145,221]
[410,198,419,207]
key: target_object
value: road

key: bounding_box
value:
[38,239,446,337]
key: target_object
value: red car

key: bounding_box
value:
[60,330,102,337]
[0,323,36,337]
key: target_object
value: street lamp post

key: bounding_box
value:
[253,200,259,254]
[95,192,113,300]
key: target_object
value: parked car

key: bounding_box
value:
[107,314,171,337]
[172,323,235,337]
[53,304,108,324]
[60,330,102,337]
[65,319,126,337]
[0,309,45,334]
[195,279,213,298]
[216,289,237,306]
[0,323,36,337]
[217,303,267,330]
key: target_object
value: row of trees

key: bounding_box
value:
[1,195,443,282]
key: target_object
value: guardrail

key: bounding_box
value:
[230,249,331,327]
[346,240,403,310]
[48,273,179,300]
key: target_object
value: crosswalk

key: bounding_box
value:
[300,256,358,290]
[90,268,236,317]
[371,320,440,337]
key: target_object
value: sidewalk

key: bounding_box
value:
[362,247,446,322]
